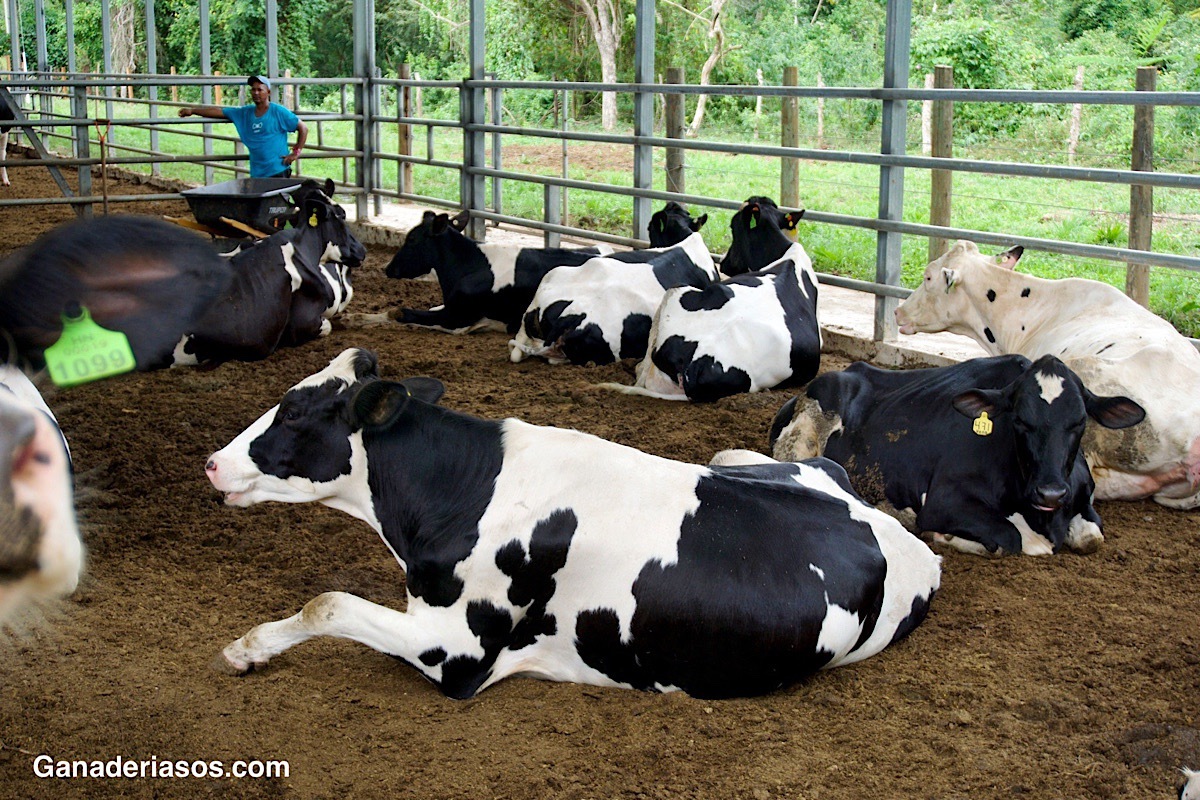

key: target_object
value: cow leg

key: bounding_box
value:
[395,306,482,334]
[917,496,1023,556]
[216,591,443,679]
[0,130,8,186]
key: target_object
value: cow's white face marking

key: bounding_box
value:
[1035,371,1065,405]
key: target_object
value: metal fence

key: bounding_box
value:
[2,68,1199,343]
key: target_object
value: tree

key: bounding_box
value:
[559,0,622,129]
[660,0,738,135]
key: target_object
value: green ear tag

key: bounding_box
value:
[972,411,994,437]
[44,307,136,388]
[749,216,757,229]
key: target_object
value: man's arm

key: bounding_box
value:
[283,119,309,166]
[178,106,228,120]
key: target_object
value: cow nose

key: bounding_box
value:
[1034,485,1068,511]
[205,458,217,474]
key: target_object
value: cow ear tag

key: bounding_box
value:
[972,411,994,436]
[308,211,319,227]
[45,305,136,388]
[749,215,757,229]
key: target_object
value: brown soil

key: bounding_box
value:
[0,157,1198,800]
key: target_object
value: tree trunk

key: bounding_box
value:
[572,0,623,131]
[686,1,729,137]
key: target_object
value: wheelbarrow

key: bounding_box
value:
[169,177,304,240]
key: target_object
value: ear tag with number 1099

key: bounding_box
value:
[972,411,994,437]
[44,306,136,388]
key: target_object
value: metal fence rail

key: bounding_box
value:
[1,70,1198,342]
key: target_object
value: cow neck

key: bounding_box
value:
[965,265,1069,356]
[360,401,505,566]
[435,233,491,295]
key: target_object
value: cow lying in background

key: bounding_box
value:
[385,211,612,334]
[718,196,801,276]
[648,202,707,248]
[771,355,1145,556]
[0,367,81,621]
[602,198,819,402]
[509,232,718,366]
[205,348,941,699]
[1181,768,1200,800]
[895,240,1200,509]
[170,193,366,366]
[0,101,12,187]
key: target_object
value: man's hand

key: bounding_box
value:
[283,147,302,166]
[178,107,192,117]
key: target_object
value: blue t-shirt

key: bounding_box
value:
[222,102,300,177]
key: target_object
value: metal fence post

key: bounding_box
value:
[631,0,655,241]
[1126,66,1155,307]
[873,0,912,342]
[461,0,487,240]
[71,85,92,218]
[544,184,562,248]
[665,67,685,195]
[928,64,953,263]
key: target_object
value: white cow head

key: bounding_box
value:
[895,240,1023,336]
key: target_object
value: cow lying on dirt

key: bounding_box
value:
[206,348,941,699]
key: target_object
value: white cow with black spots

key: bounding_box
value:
[895,240,1200,509]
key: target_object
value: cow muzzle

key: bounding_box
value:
[1032,484,1068,512]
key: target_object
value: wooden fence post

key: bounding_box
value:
[665,67,685,195]
[284,68,295,108]
[781,66,800,213]
[1126,66,1155,307]
[1068,66,1084,166]
[170,66,178,102]
[214,71,222,105]
[754,68,764,139]
[399,63,413,196]
[929,65,953,263]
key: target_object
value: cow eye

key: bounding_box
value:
[279,407,301,423]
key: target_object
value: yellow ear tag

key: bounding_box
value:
[308,211,318,227]
[972,411,994,436]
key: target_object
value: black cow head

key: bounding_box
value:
[721,196,804,276]
[951,355,1144,513]
[649,202,708,248]
[385,210,476,280]
[286,177,336,223]
[300,195,367,269]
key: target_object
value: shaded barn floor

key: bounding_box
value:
[0,159,1198,800]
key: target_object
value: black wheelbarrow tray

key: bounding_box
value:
[174,178,304,238]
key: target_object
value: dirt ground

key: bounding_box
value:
[0,159,1197,800]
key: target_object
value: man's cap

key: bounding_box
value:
[247,75,271,90]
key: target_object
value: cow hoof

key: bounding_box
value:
[212,647,256,676]
[1066,517,1104,554]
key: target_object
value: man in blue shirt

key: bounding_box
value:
[178,75,309,178]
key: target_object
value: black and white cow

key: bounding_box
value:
[718,196,802,277]
[648,202,708,248]
[0,100,13,187]
[170,194,366,366]
[1181,768,1200,800]
[0,215,234,370]
[509,232,719,366]
[0,367,81,621]
[385,211,612,334]
[206,348,941,699]
[895,239,1200,509]
[770,354,1146,556]
[603,241,821,402]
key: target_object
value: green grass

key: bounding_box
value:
[31,94,1200,336]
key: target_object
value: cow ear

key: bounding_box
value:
[430,214,451,236]
[1083,390,1145,430]
[449,210,471,232]
[349,380,411,429]
[692,213,708,231]
[783,210,804,230]
[942,267,961,293]
[399,376,445,406]
[995,246,1023,270]
[322,178,336,197]
[952,388,1008,419]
